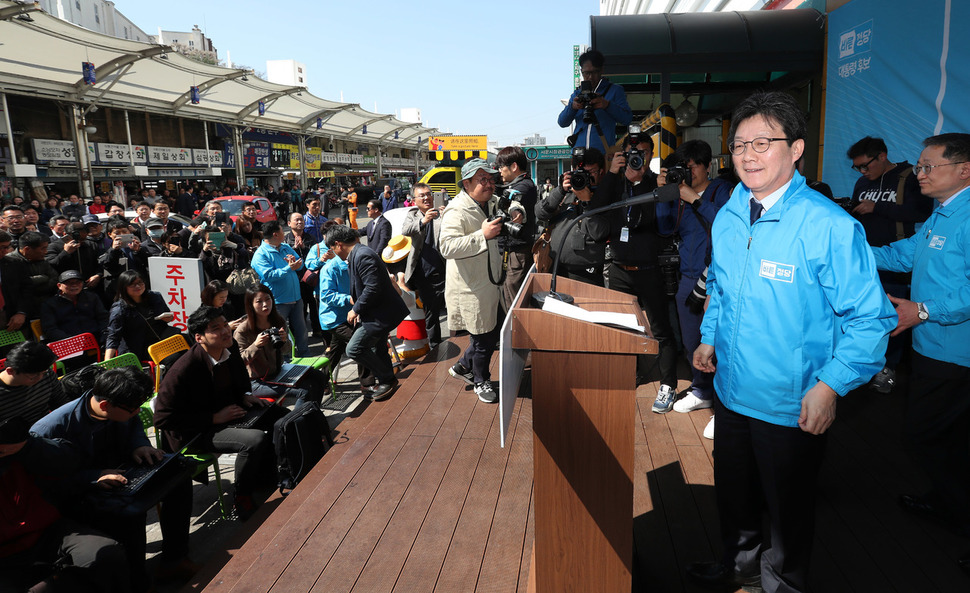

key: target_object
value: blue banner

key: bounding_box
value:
[823,0,970,197]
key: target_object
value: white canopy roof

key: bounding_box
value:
[0,1,435,148]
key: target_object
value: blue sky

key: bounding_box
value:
[119,0,597,147]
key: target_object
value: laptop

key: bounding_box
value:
[116,453,186,496]
[263,363,310,387]
[228,405,276,429]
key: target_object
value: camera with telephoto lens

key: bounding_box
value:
[620,125,646,171]
[685,266,708,314]
[487,190,526,240]
[567,147,594,192]
[260,327,285,348]
[657,243,681,297]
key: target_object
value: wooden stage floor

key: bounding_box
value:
[195,339,970,593]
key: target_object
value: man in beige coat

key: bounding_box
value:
[439,159,504,403]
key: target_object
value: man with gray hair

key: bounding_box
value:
[402,182,446,347]
[871,133,970,543]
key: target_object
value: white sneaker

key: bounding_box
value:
[673,391,713,413]
[703,415,714,440]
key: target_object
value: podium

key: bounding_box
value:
[511,273,658,593]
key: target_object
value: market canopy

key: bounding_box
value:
[0,0,435,148]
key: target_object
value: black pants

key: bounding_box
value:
[324,322,372,388]
[713,394,826,593]
[300,281,323,335]
[0,519,130,593]
[458,321,500,385]
[609,265,678,387]
[906,352,970,528]
[413,270,445,346]
[502,248,534,312]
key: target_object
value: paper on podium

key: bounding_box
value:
[541,296,645,333]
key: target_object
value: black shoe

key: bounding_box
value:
[369,378,400,401]
[449,362,475,386]
[474,381,498,404]
[898,493,939,517]
[959,554,970,575]
[686,561,761,589]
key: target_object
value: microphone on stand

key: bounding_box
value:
[531,183,681,308]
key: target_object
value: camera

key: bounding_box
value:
[665,164,692,187]
[577,81,599,124]
[621,125,646,170]
[260,327,285,348]
[657,243,681,297]
[684,266,708,314]
[70,230,83,242]
[567,147,594,191]
[487,190,526,240]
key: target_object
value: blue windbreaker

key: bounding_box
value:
[700,172,896,427]
[872,187,970,367]
[252,241,302,303]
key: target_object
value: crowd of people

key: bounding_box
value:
[1,47,969,591]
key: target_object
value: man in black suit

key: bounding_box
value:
[359,199,391,256]
[325,225,408,401]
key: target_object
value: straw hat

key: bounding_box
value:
[381,234,412,263]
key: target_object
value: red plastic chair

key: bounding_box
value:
[46,333,102,365]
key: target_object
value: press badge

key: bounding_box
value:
[619,227,630,242]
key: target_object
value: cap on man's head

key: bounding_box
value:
[58,270,84,283]
[81,214,100,226]
[145,217,165,229]
[460,158,497,181]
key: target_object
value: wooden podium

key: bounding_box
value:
[511,273,657,593]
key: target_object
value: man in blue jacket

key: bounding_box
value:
[871,133,970,541]
[690,92,896,593]
[252,220,310,357]
[325,225,408,402]
[557,49,632,155]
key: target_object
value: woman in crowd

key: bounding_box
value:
[233,284,329,406]
[200,279,244,332]
[41,195,61,225]
[104,270,179,360]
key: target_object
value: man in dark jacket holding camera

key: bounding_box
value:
[535,147,610,286]
[495,146,538,309]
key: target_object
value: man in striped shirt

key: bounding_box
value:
[0,342,68,426]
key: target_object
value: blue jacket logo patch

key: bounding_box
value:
[759,260,795,283]
[929,235,946,250]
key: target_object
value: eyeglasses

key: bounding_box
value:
[913,161,967,175]
[852,156,878,173]
[475,175,495,186]
[581,69,601,77]
[728,137,789,156]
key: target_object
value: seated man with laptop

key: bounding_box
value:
[30,366,196,591]
[154,305,286,521]
[233,284,330,406]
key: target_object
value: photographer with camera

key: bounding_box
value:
[495,146,538,310]
[535,147,611,286]
[655,140,733,419]
[600,129,679,399]
[557,49,632,154]
[439,159,505,404]
[234,285,330,406]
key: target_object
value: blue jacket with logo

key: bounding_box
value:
[872,187,970,367]
[700,172,896,427]
[252,241,302,304]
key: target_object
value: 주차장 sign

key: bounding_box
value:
[149,258,204,333]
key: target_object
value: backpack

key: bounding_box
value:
[273,401,333,493]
